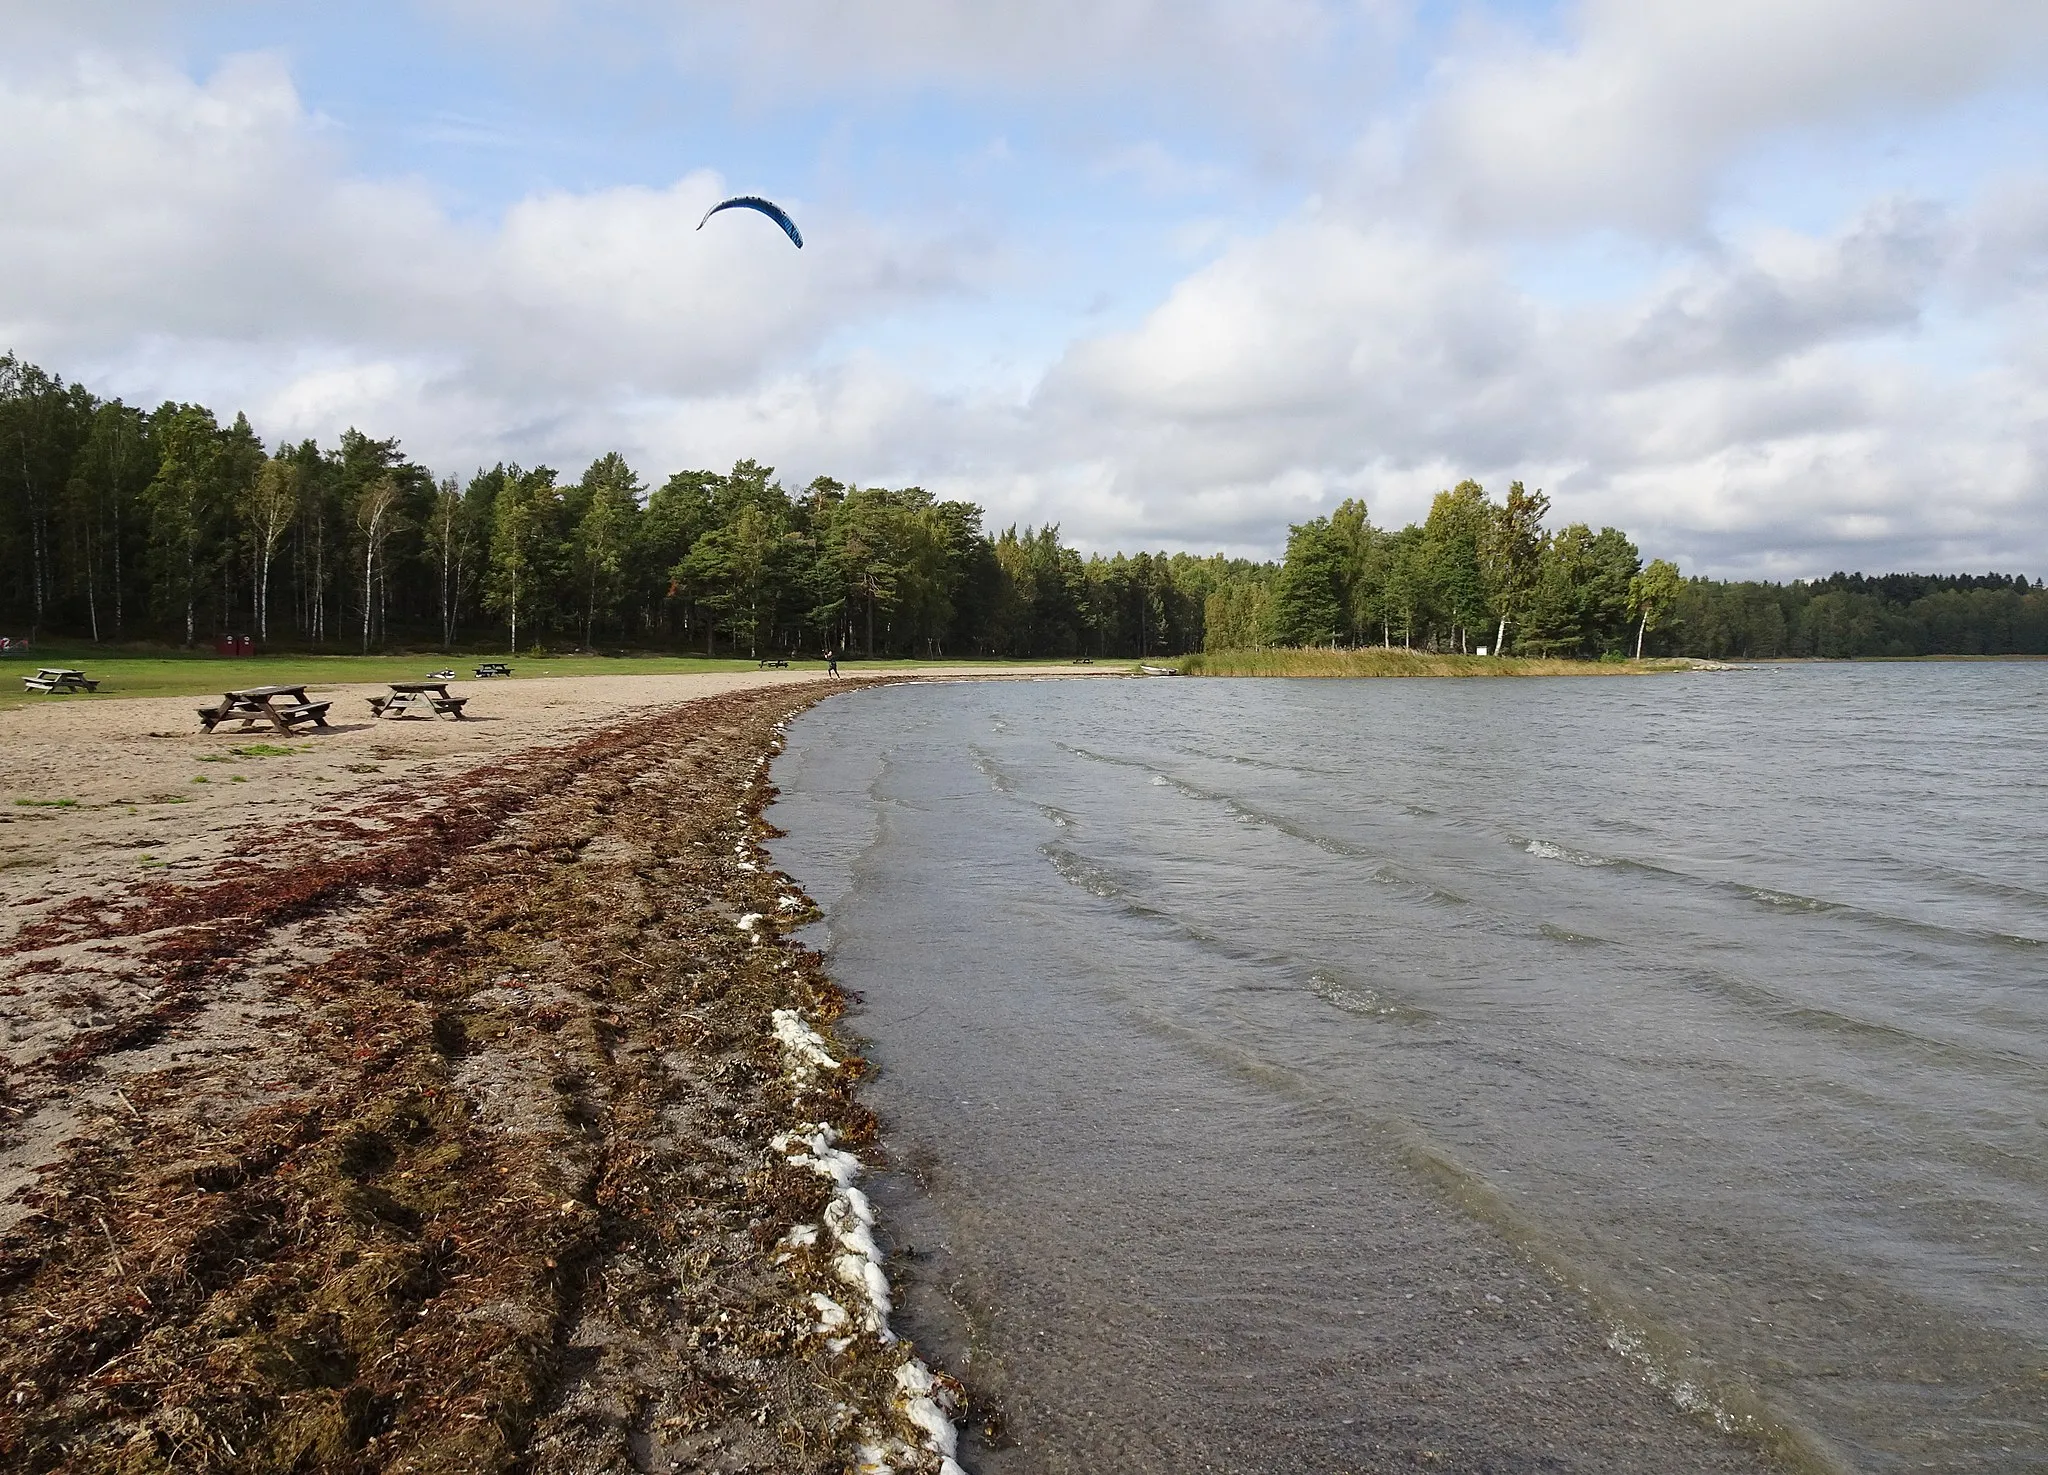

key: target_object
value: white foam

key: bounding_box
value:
[1525,837,1611,867]
[772,1008,842,1075]
[768,1012,969,1473]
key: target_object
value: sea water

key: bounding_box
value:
[768,665,2047,1473]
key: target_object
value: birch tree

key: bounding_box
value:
[354,473,401,653]
[244,457,297,642]
[1629,558,1684,659]
[1479,480,1549,655]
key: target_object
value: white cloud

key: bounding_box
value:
[3,6,2047,579]
[1412,0,2048,235]
[0,50,973,439]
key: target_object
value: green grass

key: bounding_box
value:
[1179,648,1689,678]
[13,797,80,807]
[0,646,1104,712]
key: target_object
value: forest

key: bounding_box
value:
[3,354,2043,660]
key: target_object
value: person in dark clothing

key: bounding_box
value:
[826,649,839,677]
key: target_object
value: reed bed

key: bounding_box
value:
[1179,648,1686,678]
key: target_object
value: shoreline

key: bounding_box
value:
[3,671,1794,1473]
[0,676,978,1472]
[1179,648,1699,677]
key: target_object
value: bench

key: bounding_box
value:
[374,681,468,720]
[198,686,330,733]
[23,668,98,693]
[474,663,512,678]
[757,658,789,669]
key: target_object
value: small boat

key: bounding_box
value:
[1138,664,1180,676]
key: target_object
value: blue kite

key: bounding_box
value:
[697,195,803,249]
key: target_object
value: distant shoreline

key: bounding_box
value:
[1179,648,1694,677]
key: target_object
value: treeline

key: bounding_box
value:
[1671,571,2048,658]
[0,355,1256,658]
[1240,485,2047,658]
[1232,481,1681,659]
[3,354,2041,660]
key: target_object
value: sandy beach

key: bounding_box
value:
[0,670,1068,1473]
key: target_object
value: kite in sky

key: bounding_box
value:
[696,195,803,249]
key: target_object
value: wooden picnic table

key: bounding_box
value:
[23,667,98,693]
[196,685,332,734]
[368,681,469,720]
[474,663,512,678]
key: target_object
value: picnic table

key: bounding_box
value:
[22,667,99,693]
[474,663,512,678]
[368,681,469,720]
[196,685,332,734]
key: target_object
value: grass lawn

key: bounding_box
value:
[0,647,1112,712]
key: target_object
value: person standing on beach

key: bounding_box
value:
[826,648,839,677]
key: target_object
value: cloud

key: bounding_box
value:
[3,6,2046,581]
[1411,0,2048,235]
[1614,200,1950,377]
[1017,193,2048,572]
[0,50,973,430]
[509,0,1358,94]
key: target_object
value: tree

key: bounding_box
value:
[1479,480,1549,654]
[1419,481,1491,651]
[353,473,402,653]
[244,457,298,643]
[424,477,470,648]
[1271,517,1347,645]
[1628,558,1683,659]
[0,357,89,639]
[1380,525,1431,648]
[61,401,151,642]
[828,490,908,657]
[142,405,225,646]
[1203,577,1273,651]
[484,466,564,654]
[574,453,643,648]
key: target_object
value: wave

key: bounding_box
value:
[1067,738,2044,961]
[1309,970,1429,1023]
[1522,836,1615,867]
[1510,829,2044,952]
[1539,922,1610,946]
[1740,885,1841,914]
[1096,1003,1852,1475]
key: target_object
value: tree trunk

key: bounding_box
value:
[1495,615,1508,656]
[362,541,374,654]
[112,488,122,634]
[1636,609,1648,660]
[21,433,45,639]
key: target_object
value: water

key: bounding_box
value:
[767,667,2048,1473]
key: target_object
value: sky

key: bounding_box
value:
[3,1,2047,576]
